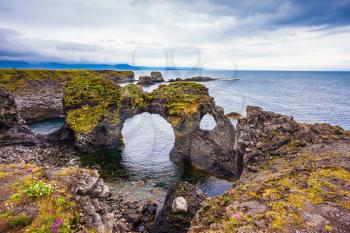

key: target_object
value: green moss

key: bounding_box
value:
[151,82,210,126]
[120,84,149,110]
[0,68,133,92]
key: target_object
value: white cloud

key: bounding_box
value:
[0,0,349,70]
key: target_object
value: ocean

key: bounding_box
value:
[136,69,350,130]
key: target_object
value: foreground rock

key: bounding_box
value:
[64,78,240,178]
[189,107,350,233]
[0,69,135,122]
[150,71,165,83]
[154,181,206,233]
[168,76,217,82]
[0,164,114,232]
[137,76,155,86]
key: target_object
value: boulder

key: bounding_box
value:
[154,182,206,233]
[137,76,155,86]
[172,197,188,213]
[150,71,165,83]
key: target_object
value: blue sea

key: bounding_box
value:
[135,69,350,130]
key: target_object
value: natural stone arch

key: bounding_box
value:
[63,77,240,178]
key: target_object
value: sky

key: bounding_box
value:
[0,0,350,70]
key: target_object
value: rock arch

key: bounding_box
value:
[63,77,240,178]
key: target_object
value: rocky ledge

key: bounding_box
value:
[0,69,135,122]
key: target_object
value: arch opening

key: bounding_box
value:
[199,113,217,131]
[121,112,178,185]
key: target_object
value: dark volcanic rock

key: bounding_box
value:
[64,79,240,178]
[168,76,217,82]
[150,71,165,83]
[236,105,350,169]
[0,86,18,128]
[154,181,206,233]
[137,76,155,86]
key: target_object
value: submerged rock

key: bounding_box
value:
[150,71,165,83]
[137,76,155,86]
[154,181,206,233]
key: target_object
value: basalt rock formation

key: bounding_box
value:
[63,77,239,178]
[0,86,40,146]
[137,76,155,86]
[168,76,217,82]
[189,106,350,233]
[236,105,349,171]
[0,69,135,122]
[150,71,165,83]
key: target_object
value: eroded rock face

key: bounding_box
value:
[154,181,206,233]
[63,78,239,178]
[0,86,39,146]
[0,69,135,122]
[150,71,165,83]
[236,106,349,170]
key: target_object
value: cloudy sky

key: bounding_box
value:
[0,0,350,70]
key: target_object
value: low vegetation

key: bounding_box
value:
[0,68,133,92]
[0,164,79,232]
[190,142,350,232]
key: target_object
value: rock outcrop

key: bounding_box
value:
[0,69,135,122]
[150,71,165,83]
[0,86,40,146]
[63,77,240,178]
[236,106,349,170]
[168,76,217,82]
[189,107,350,233]
[154,181,206,233]
[137,76,154,86]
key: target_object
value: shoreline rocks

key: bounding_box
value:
[154,181,206,233]
[168,76,217,82]
[150,71,165,83]
[137,76,155,86]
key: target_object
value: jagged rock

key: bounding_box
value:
[64,79,240,178]
[225,112,241,119]
[154,181,206,233]
[150,71,164,83]
[236,105,349,168]
[172,197,188,213]
[168,76,216,82]
[137,76,154,86]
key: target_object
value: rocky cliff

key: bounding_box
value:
[0,69,135,122]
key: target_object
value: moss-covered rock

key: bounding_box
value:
[0,69,134,122]
[189,138,350,233]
